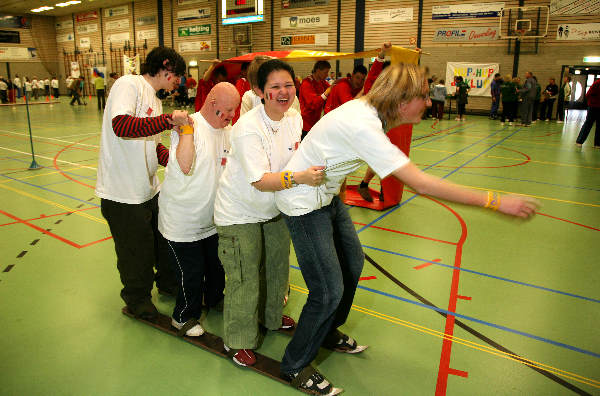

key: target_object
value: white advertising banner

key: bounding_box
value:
[106,19,129,31]
[446,62,499,97]
[177,0,205,4]
[79,37,91,48]
[108,32,130,43]
[56,33,75,42]
[137,30,157,40]
[123,54,140,75]
[556,23,600,40]
[71,61,81,78]
[179,41,212,52]
[177,8,211,21]
[105,5,128,17]
[432,2,505,19]
[0,47,37,60]
[55,20,73,30]
[280,14,329,29]
[369,8,413,23]
[433,26,499,41]
[550,0,600,15]
[76,24,98,34]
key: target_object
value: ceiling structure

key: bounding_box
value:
[0,0,140,17]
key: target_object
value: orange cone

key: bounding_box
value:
[89,95,92,101]
[46,96,49,102]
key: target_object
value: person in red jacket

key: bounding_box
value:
[299,60,331,139]
[575,77,600,148]
[195,60,228,112]
[323,64,367,114]
[232,62,251,124]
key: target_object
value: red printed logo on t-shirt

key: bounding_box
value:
[146,107,153,116]
[221,157,227,166]
[294,141,300,150]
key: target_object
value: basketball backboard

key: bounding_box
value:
[499,6,550,40]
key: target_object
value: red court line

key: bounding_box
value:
[447,368,468,378]
[457,295,472,301]
[53,136,97,189]
[417,146,531,169]
[0,206,100,227]
[414,258,442,270]
[0,133,96,152]
[353,221,456,246]
[537,212,600,232]
[359,276,377,281]
[0,208,111,249]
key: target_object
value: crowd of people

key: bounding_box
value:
[94,46,539,395]
[0,74,59,103]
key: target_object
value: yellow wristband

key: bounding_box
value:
[179,125,194,135]
[484,191,500,211]
[281,171,293,189]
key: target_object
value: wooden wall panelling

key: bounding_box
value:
[172,0,216,69]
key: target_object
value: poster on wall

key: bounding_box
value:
[123,54,140,75]
[282,0,329,9]
[79,37,91,48]
[280,33,328,46]
[136,16,157,26]
[104,5,128,17]
[178,24,211,37]
[280,14,329,29]
[137,30,157,40]
[433,27,499,42]
[76,24,98,34]
[556,23,600,40]
[369,8,413,24]
[179,41,211,52]
[446,62,499,96]
[550,0,600,15]
[0,15,31,29]
[177,8,211,21]
[71,61,81,78]
[234,24,252,46]
[55,20,73,30]
[0,30,20,44]
[108,32,131,43]
[432,3,504,20]
[76,11,98,22]
[0,47,37,60]
[56,33,75,42]
[106,19,129,31]
[177,0,205,5]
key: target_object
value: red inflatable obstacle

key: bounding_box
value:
[343,124,412,210]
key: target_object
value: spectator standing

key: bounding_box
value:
[107,72,119,95]
[540,78,559,121]
[454,76,470,121]
[575,77,600,148]
[490,73,502,119]
[0,76,8,104]
[298,60,331,139]
[556,75,571,123]
[44,77,50,96]
[13,74,21,99]
[431,79,447,120]
[323,64,367,114]
[70,77,83,105]
[24,77,32,101]
[185,73,197,107]
[518,72,536,126]
[532,76,541,123]
[95,74,106,110]
[51,76,59,98]
[500,75,518,125]
[32,77,39,100]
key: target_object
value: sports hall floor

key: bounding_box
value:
[0,99,598,396]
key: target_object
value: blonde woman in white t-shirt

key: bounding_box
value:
[275,63,539,395]
[213,59,324,369]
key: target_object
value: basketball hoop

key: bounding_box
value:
[516,29,526,40]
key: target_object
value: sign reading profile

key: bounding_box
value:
[433,27,499,41]
[281,14,329,29]
[282,0,329,9]
[280,33,328,46]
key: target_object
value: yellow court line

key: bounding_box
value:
[414,147,600,170]
[0,129,100,148]
[462,184,600,208]
[289,284,600,389]
[0,165,95,184]
[0,146,97,170]
[0,183,106,225]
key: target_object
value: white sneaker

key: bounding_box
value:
[508,122,513,126]
[556,120,563,124]
[171,318,205,336]
[455,117,461,121]
[545,119,550,122]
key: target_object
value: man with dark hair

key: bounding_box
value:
[323,64,367,114]
[298,60,331,139]
[490,73,502,119]
[195,60,229,112]
[95,46,188,320]
[518,71,536,126]
[540,77,559,121]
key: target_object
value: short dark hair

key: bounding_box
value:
[312,60,331,73]
[456,76,463,82]
[241,62,250,72]
[353,65,367,75]
[257,59,296,93]
[439,79,445,84]
[213,65,227,79]
[142,46,186,77]
[495,73,501,78]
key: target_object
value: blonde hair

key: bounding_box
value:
[505,74,512,82]
[247,55,274,88]
[364,63,428,127]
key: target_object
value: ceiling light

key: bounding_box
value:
[31,6,54,12]
[56,0,81,6]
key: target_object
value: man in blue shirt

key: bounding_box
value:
[490,73,502,119]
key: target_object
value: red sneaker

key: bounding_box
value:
[224,346,256,367]
[280,315,296,330]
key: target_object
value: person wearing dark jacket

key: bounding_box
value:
[540,78,559,121]
[500,75,518,125]
[575,78,600,148]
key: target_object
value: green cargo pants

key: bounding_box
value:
[217,215,290,349]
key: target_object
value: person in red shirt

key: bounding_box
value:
[232,62,251,124]
[185,74,197,106]
[323,65,367,114]
[575,77,600,148]
[195,60,228,112]
[299,60,331,139]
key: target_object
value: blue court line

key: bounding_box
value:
[357,125,515,234]
[427,168,600,193]
[411,126,470,148]
[0,173,100,207]
[362,244,600,304]
[40,179,78,187]
[288,264,600,359]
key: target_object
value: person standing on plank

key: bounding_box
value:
[96,47,187,320]
[158,82,240,337]
[275,63,539,395]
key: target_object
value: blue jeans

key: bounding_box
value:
[280,196,364,374]
[490,96,500,117]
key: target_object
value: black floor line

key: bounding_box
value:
[364,253,591,396]
[54,219,62,224]
[3,264,14,272]
[30,239,39,246]
[16,251,27,258]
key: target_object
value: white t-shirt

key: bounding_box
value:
[66,77,73,88]
[240,89,300,116]
[158,113,231,242]
[13,77,21,88]
[24,81,32,92]
[51,79,59,89]
[44,79,50,86]
[95,74,165,204]
[276,99,410,216]
[214,105,302,226]
[0,80,7,90]
[31,79,38,88]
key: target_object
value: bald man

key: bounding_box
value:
[158,82,240,336]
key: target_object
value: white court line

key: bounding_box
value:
[59,132,101,138]
[0,129,99,148]
[0,145,97,170]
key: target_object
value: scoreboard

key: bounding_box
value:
[222,0,264,25]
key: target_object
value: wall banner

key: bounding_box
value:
[177,8,211,21]
[123,54,140,75]
[446,62,499,96]
[108,32,131,43]
[56,33,75,42]
[106,19,129,31]
[105,5,128,17]
[0,47,37,60]
[550,0,600,15]
[282,0,329,8]
[178,24,211,37]
[55,20,73,30]
[433,27,499,41]
[556,23,600,40]
[71,61,81,78]
[432,2,505,20]
[76,24,98,34]
[179,41,212,52]
[79,37,91,48]
[0,15,30,29]
[369,8,413,24]
[0,30,20,44]
[280,14,329,29]
[76,11,98,22]
[280,33,328,46]
[137,30,157,40]
[136,16,157,26]
[177,0,205,4]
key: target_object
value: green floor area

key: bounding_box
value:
[0,99,598,395]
